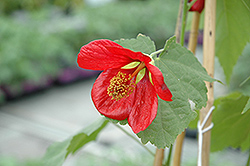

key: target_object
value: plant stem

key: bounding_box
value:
[150,49,164,58]
[173,12,200,165]
[239,76,250,87]
[180,0,188,46]
[164,144,173,166]
[113,123,154,156]
[246,150,250,166]
[172,1,189,165]
[153,1,189,164]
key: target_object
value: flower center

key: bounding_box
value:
[107,62,146,101]
[107,72,136,101]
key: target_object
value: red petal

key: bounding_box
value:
[77,40,134,70]
[106,47,152,64]
[91,68,136,120]
[189,0,205,13]
[128,71,158,133]
[146,63,173,101]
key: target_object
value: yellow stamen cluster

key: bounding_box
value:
[107,72,136,101]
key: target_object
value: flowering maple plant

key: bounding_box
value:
[77,39,172,133]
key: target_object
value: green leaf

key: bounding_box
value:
[115,33,156,54]
[43,118,108,166]
[216,0,250,83]
[66,119,109,156]
[42,139,71,166]
[230,43,250,96]
[211,92,250,152]
[188,109,200,129]
[137,36,214,148]
[242,98,250,114]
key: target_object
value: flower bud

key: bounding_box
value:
[189,0,205,13]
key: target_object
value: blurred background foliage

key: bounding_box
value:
[0,0,84,14]
[0,0,179,103]
[1,0,249,104]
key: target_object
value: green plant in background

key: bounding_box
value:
[0,0,84,15]
[80,0,178,48]
[230,43,250,95]
[0,0,179,102]
[0,156,43,166]
[0,16,74,85]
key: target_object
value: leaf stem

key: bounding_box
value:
[150,49,164,58]
[164,144,173,166]
[113,123,155,156]
[239,76,250,87]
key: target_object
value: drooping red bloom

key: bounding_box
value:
[189,0,205,13]
[77,39,172,133]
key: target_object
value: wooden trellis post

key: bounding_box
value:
[173,8,202,166]
[153,149,165,166]
[188,12,201,54]
[199,0,216,165]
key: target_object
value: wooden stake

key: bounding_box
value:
[188,12,201,54]
[173,130,185,166]
[153,149,165,166]
[199,0,216,166]
[154,1,186,165]
[172,2,185,166]
[173,11,201,166]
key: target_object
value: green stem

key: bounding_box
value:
[180,0,189,46]
[240,76,250,87]
[164,145,173,166]
[150,48,164,58]
[246,150,250,166]
[113,123,155,156]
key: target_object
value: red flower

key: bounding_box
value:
[77,39,172,133]
[189,0,205,13]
